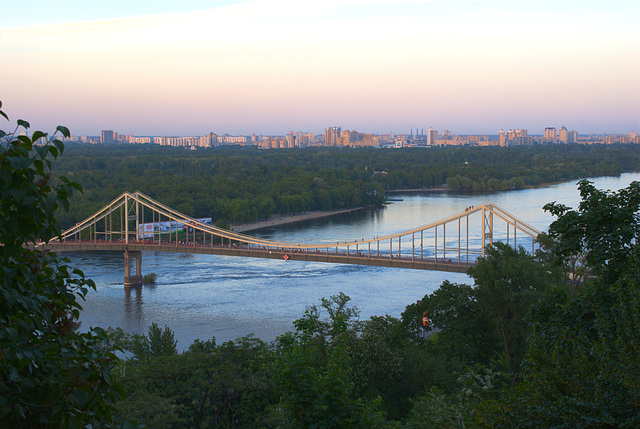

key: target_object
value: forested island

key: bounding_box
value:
[55,143,640,229]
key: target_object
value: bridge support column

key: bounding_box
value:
[124,250,142,288]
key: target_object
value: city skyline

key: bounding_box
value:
[1,0,638,136]
[64,125,640,148]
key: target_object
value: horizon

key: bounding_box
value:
[1,0,638,136]
[21,130,627,139]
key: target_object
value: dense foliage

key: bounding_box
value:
[54,143,640,228]
[0,105,123,427]
[476,180,640,427]
[105,180,640,428]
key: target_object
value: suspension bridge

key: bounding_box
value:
[39,191,541,287]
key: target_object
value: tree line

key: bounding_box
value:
[53,143,640,229]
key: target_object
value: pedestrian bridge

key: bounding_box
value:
[40,191,541,286]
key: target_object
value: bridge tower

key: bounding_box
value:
[482,206,493,257]
[124,250,142,287]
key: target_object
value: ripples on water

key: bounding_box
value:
[72,172,640,349]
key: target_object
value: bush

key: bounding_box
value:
[143,272,158,284]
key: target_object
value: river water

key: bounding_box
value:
[70,172,640,349]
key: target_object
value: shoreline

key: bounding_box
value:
[230,207,365,232]
[229,174,626,233]
[386,186,450,193]
[230,186,450,232]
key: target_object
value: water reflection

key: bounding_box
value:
[124,285,144,325]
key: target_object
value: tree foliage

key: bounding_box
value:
[272,293,387,428]
[468,242,556,386]
[0,103,123,427]
[544,179,640,282]
[477,180,640,427]
[113,328,277,428]
[52,143,640,228]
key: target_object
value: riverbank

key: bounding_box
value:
[386,185,450,193]
[230,188,449,232]
[230,207,365,232]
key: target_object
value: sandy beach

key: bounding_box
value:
[230,207,365,233]
[386,186,450,193]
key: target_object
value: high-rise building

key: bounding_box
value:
[499,130,506,147]
[100,130,115,144]
[559,126,569,144]
[324,126,342,146]
[505,129,528,146]
[286,134,297,148]
[427,127,438,146]
[569,130,578,144]
[361,134,379,147]
[543,127,557,143]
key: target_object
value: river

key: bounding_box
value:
[70,172,640,350]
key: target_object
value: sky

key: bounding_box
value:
[1,0,638,136]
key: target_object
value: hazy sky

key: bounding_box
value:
[1,0,638,136]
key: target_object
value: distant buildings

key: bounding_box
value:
[340,130,379,147]
[324,126,342,146]
[313,127,379,148]
[131,136,151,144]
[100,130,115,144]
[427,128,438,146]
[82,124,635,150]
[502,129,529,146]
[558,126,578,144]
[543,127,557,143]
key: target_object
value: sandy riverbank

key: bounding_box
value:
[230,207,365,233]
[230,187,449,232]
[386,186,450,193]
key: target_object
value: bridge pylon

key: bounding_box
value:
[124,250,142,287]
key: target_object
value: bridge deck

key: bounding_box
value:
[42,242,471,274]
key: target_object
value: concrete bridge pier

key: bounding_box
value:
[124,250,143,287]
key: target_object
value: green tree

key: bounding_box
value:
[535,232,587,288]
[418,281,497,365]
[0,104,123,426]
[406,366,501,429]
[476,181,640,427]
[394,281,503,422]
[115,334,277,428]
[272,293,387,428]
[544,179,640,282]
[349,315,406,419]
[148,323,178,357]
[468,242,554,386]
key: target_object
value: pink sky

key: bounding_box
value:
[1,0,638,136]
